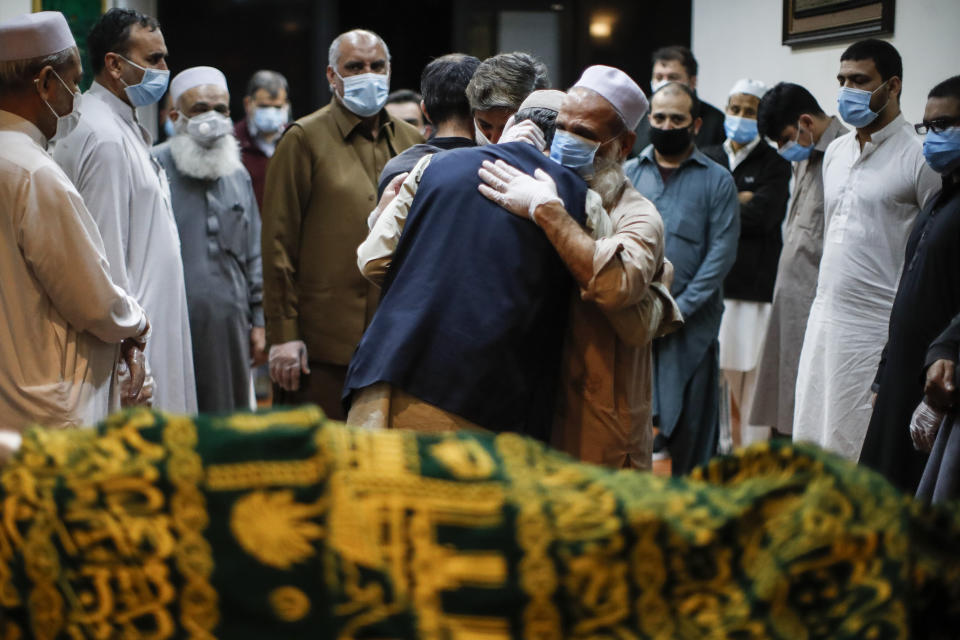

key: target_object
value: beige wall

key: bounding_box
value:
[0,0,33,22]
[692,0,960,125]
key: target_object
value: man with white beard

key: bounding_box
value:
[476,66,673,470]
[152,66,265,412]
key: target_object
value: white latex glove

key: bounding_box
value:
[499,117,546,151]
[269,340,310,392]
[368,172,409,229]
[909,399,944,452]
[477,159,563,219]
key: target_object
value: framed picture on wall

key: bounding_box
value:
[782,0,895,47]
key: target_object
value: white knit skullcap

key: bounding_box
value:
[729,78,767,99]
[573,65,649,130]
[0,11,75,62]
[170,66,229,105]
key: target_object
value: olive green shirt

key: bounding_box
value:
[261,97,423,364]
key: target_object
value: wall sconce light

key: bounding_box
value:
[589,13,615,41]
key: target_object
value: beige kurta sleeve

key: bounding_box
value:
[357,154,433,285]
[582,184,665,311]
[19,165,146,343]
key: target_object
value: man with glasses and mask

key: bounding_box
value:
[261,29,422,420]
[859,75,960,493]
[624,82,739,475]
[0,11,149,453]
[749,83,847,438]
[793,39,940,462]
[54,8,196,415]
[153,67,265,414]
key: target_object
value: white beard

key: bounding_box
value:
[589,145,627,211]
[168,132,244,181]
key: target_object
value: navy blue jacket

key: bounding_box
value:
[344,142,588,439]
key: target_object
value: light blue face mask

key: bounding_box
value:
[778,126,814,162]
[252,106,288,133]
[163,117,175,138]
[923,126,960,174]
[549,130,600,178]
[336,71,389,118]
[724,114,758,144]
[837,82,888,128]
[118,55,170,107]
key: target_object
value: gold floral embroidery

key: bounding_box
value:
[230,491,325,569]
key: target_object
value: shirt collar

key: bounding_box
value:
[865,112,906,146]
[0,109,48,149]
[815,116,845,152]
[89,81,138,126]
[723,135,761,170]
[89,80,153,144]
[638,144,711,169]
[330,96,394,141]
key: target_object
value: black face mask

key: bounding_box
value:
[650,125,693,156]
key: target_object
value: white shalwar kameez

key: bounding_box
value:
[793,114,940,459]
[54,82,197,414]
[0,109,147,436]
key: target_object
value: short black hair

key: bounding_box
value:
[245,69,288,99]
[514,106,558,148]
[651,45,698,79]
[929,75,960,101]
[387,89,421,105]
[421,53,480,124]
[87,8,160,75]
[840,39,902,82]
[652,82,700,120]
[757,82,825,141]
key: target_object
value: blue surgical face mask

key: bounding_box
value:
[336,71,389,118]
[549,130,601,179]
[118,55,170,107]
[837,81,888,128]
[252,105,288,134]
[778,125,814,162]
[163,117,175,138]
[724,114,758,144]
[923,126,960,174]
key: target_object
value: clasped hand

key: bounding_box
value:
[477,159,563,219]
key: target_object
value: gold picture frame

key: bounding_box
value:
[782,0,895,47]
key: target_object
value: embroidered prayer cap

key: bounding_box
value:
[170,66,229,106]
[572,65,648,130]
[0,11,75,62]
[518,89,566,113]
[729,78,768,99]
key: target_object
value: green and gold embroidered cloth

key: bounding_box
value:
[0,406,958,639]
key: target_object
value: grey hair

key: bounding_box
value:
[466,52,550,113]
[328,29,391,70]
[245,69,289,99]
[0,46,77,92]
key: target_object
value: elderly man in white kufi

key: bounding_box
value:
[53,8,197,414]
[153,67,265,413]
[0,11,149,454]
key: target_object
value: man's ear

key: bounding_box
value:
[888,75,902,101]
[34,65,55,97]
[689,74,698,91]
[169,109,180,122]
[420,99,433,124]
[692,116,703,136]
[325,65,338,92]
[242,96,252,111]
[619,129,637,161]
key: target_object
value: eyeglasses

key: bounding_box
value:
[915,116,960,135]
